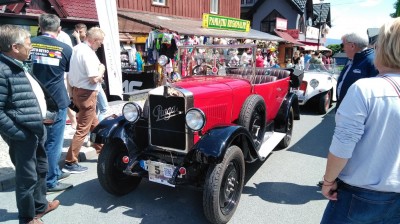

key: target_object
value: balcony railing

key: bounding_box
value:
[241,0,256,7]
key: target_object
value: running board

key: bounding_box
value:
[258,132,286,160]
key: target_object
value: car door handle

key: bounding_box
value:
[276,88,282,91]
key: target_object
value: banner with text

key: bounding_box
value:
[202,13,250,32]
[95,0,122,98]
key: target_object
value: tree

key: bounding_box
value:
[390,0,400,18]
[327,44,341,55]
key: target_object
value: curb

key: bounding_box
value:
[0,147,98,192]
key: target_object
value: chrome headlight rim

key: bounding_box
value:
[122,102,142,123]
[185,108,206,132]
[309,79,319,88]
[158,55,169,66]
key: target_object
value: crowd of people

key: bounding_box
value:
[0,13,108,224]
[0,12,399,224]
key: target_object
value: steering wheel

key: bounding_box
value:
[192,64,213,75]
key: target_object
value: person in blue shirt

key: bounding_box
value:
[31,14,73,193]
[320,18,400,224]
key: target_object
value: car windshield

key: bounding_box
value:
[177,44,259,76]
[305,63,341,75]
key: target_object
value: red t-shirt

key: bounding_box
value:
[256,55,264,67]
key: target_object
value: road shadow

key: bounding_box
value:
[287,105,336,158]
[242,181,325,204]
[0,209,18,223]
[54,178,209,224]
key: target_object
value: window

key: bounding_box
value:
[298,15,305,33]
[210,0,219,14]
[261,10,285,34]
[152,0,166,6]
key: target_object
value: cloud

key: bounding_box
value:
[359,0,382,7]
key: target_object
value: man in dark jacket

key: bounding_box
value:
[0,25,59,224]
[336,32,379,108]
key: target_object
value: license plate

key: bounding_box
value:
[147,160,176,187]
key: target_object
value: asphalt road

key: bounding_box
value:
[0,104,336,224]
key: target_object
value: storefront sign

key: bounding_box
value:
[306,26,319,40]
[286,29,299,39]
[202,13,250,32]
[276,17,287,31]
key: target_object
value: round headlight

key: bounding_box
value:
[185,108,206,131]
[122,102,142,123]
[158,55,169,66]
[309,79,319,88]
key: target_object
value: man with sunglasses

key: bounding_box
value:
[336,32,379,109]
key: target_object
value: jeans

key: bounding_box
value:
[45,107,67,188]
[321,180,400,224]
[2,129,48,223]
[66,87,102,164]
[96,87,109,122]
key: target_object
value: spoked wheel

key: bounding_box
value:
[238,95,266,149]
[318,90,331,114]
[203,145,245,224]
[192,64,213,75]
[278,107,294,149]
[97,142,141,195]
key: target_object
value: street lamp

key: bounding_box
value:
[317,0,324,52]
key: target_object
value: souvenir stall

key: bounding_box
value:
[117,10,284,94]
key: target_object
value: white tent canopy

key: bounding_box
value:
[300,45,332,52]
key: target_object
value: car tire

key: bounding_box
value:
[203,145,245,224]
[97,142,142,196]
[278,106,294,149]
[318,90,331,114]
[238,95,266,150]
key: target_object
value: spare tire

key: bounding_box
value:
[238,95,266,149]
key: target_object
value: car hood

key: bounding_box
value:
[174,76,251,97]
[303,71,336,82]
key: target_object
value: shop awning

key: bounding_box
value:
[274,30,304,46]
[117,10,283,41]
[300,45,332,51]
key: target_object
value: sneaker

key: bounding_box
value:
[62,163,88,174]
[35,200,60,219]
[47,182,73,193]
[57,172,71,181]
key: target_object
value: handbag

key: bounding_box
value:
[68,99,79,113]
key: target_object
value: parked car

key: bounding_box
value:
[292,63,339,114]
[91,44,303,224]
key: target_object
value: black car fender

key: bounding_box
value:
[191,125,257,164]
[275,92,300,133]
[91,116,149,150]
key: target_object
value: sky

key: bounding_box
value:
[313,0,396,40]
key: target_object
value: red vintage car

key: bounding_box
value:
[91,44,303,224]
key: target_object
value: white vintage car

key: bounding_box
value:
[292,63,340,114]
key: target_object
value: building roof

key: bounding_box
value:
[0,0,98,21]
[313,3,330,26]
[57,0,97,20]
[291,0,308,11]
[118,10,283,41]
